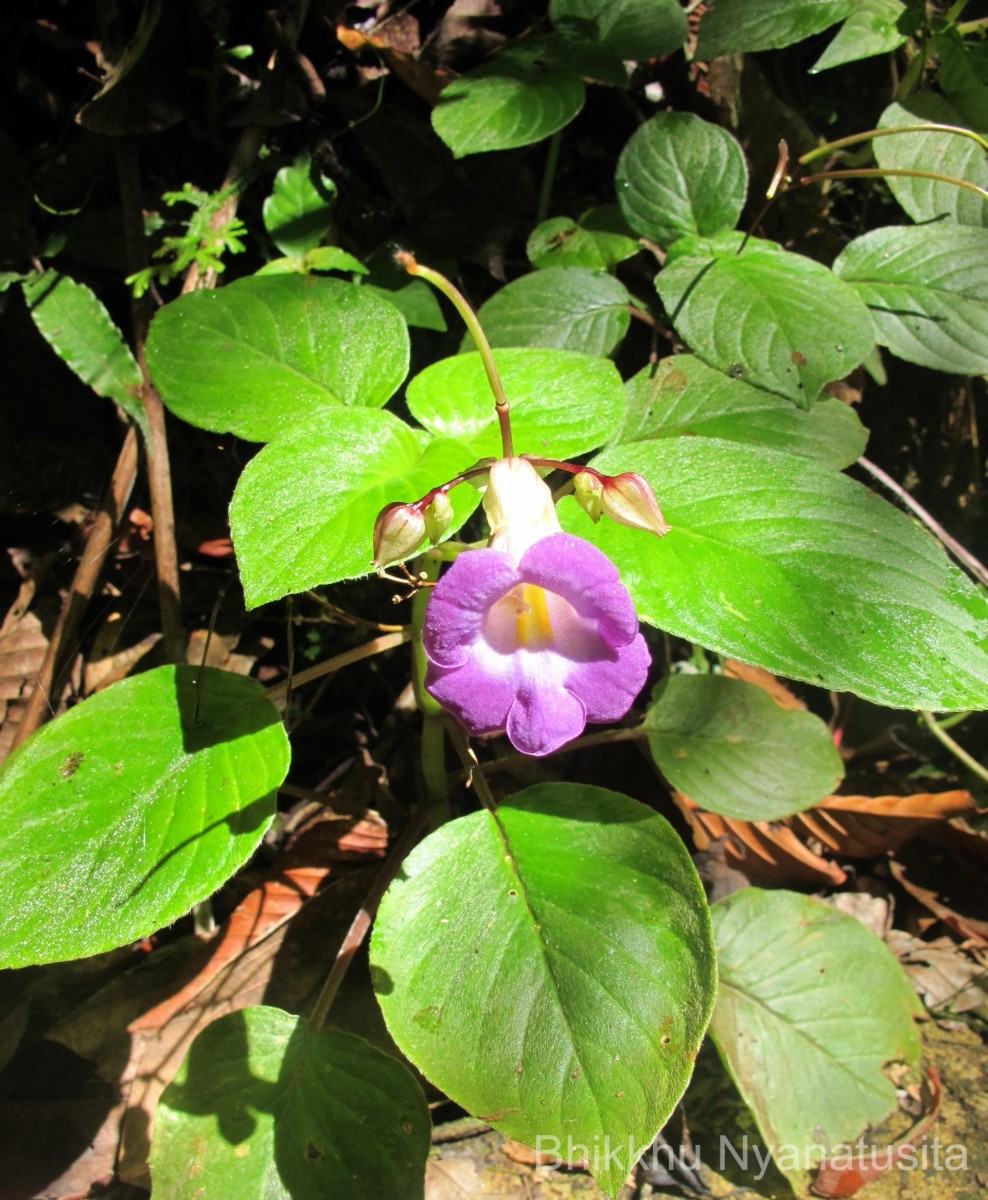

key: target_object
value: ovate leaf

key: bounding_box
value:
[432,44,584,157]
[262,153,337,257]
[644,675,844,820]
[615,356,867,468]
[833,224,988,374]
[146,275,409,442]
[406,348,626,459]
[616,113,748,248]
[810,0,910,73]
[151,1007,430,1200]
[559,438,988,711]
[695,0,855,58]
[371,783,716,1200]
[550,0,688,60]
[876,98,988,227]
[469,267,630,357]
[710,889,923,1192]
[0,666,288,968]
[527,206,640,271]
[229,408,479,607]
[21,269,145,430]
[657,233,874,406]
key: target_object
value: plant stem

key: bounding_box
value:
[396,252,514,458]
[265,629,411,702]
[920,711,988,788]
[444,718,499,814]
[536,129,562,224]
[796,167,988,204]
[798,124,988,165]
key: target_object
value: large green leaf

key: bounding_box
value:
[614,356,867,468]
[262,153,337,257]
[876,98,988,227]
[21,269,145,430]
[695,0,855,58]
[151,1007,430,1200]
[657,233,875,407]
[371,783,717,1200]
[469,267,630,357]
[644,675,844,820]
[229,408,479,608]
[406,348,625,460]
[550,0,688,60]
[810,0,909,73]
[432,44,584,158]
[527,206,640,272]
[0,666,288,968]
[833,224,988,374]
[616,113,748,248]
[710,889,923,1192]
[559,438,988,711]
[146,275,409,442]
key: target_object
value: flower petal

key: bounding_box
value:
[566,633,651,723]
[519,533,640,649]
[506,675,587,757]
[422,548,520,668]
[425,649,516,736]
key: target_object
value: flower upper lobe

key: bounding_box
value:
[423,532,650,756]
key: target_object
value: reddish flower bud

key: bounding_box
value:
[573,470,604,522]
[372,501,427,568]
[599,472,670,537]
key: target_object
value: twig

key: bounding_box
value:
[920,711,988,787]
[857,456,988,589]
[265,629,412,702]
[13,427,141,748]
[443,718,500,813]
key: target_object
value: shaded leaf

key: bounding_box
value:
[0,666,289,968]
[657,233,875,406]
[146,275,409,442]
[469,267,630,357]
[406,347,626,460]
[151,1006,430,1200]
[262,154,337,257]
[710,888,923,1191]
[695,0,855,58]
[371,783,716,1199]
[527,206,639,272]
[616,112,748,248]
[644,675,844,820]
[551,0,688,60]
[810,0,910,73]
[614,356,867,468]
[833,224,988,374]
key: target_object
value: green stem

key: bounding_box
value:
[798,124,988,165]
[396,252,514,458]
[797,167,988,204]
[536,129,562,224]
[920,711,988,788]
[444,718,499,815]
[411,556,443,717]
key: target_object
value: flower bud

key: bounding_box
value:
[483,457,562,560]
[424,492,454,544]
[372,501,427,568]
[600,472,670,537]
[573,470,604,523]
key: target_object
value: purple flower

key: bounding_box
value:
[423,532,650,756]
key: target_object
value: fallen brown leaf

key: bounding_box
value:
[337,25,452,106]
[723,659,807,710]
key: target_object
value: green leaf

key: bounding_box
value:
[810,0,909,73]
[406,348,626,460]
[657,233,875,407]
[616,113,748,248]
[146,275,409,442]
[558,438,988,711]
[21,269,145,430]
[255,247,368,277]
[151,1007,430,1200]
[469,267,631,357]
[262,154,337,257]
[0,666,288,968]
[361,247,448,332]
[936,29,988,132]
[695,0,855,58]
[876,98,988,227]
[644,675,844,820]
[615,356,867,468]
[527,206,640,271]
[833,224,988,375]
[371,783,716,1200]
[710,889,923,1192]
[550,0,688,60]
[432,43,585,157]
[229,408,479,607]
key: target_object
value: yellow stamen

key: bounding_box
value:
[515,584,554,651]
